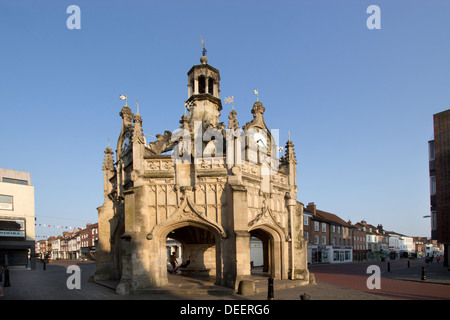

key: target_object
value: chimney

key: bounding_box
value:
[306,202,316,215]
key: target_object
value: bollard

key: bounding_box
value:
[267,277,274,300]
[421,267,426,280]
[43,261,46,271]
[3,269,11,287]
[387,262,390,272]
[300,293,310,300]
[408,260,410,268]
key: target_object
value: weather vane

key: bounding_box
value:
[253,89,259,101]
[119,94,128,106]
[201,36,207,56]
[225,96,234,110]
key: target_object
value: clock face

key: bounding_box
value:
[253,129,269,151]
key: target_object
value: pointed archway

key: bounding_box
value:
[248,224,287,280]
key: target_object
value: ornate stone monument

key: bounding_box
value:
[95,53,310,294]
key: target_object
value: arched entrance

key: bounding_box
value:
[249,225,286,279]
[157,220,223,285]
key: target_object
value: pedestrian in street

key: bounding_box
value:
[436,255,440,263]
[173,256,191,273]
[169,252,178,272]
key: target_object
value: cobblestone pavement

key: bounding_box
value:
[1,259,449,300]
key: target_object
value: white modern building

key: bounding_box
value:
[0,168,36,269]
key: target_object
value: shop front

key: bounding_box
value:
[309,244,331,264]
[331,246,353,263]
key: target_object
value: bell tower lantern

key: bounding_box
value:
[186,45,222,128]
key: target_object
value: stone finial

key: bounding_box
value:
[119,106,133,127]
[228,109,239,130]
[103,146,115,171]
[132,113,145,144]
[243,101,266,131]
[285,139,297,164]
[179,113,190,131]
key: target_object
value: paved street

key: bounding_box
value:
[310,258,450,300]
[1,259,449,300]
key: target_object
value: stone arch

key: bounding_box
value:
[152,218,223,286]
[248,223,287,279]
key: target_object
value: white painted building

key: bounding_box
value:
[0,168,36,269]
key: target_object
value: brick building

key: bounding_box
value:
[351,221,368,261]
[303,202,353,264]
[430,109,450,267]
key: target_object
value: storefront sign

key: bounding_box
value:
[0,217,26,238]
[0,230,25,237]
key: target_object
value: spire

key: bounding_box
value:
[132,113,145,144]
[228,109,239,130]
[284,139,297,164]
[102,146,115,171]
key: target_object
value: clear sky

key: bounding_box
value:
[1,0,449,239]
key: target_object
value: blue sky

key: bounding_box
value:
[1,0,449,238]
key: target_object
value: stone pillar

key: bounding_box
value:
[224,167,252,290]
[95,193,116,281]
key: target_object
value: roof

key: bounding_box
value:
[315,209,352,228]
[303,206,351,228]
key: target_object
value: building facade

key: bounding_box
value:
[36,223,99,261]
[430,109,450,267]
[94,53,310,294]
[303,202,353,264]
[0,168,36,269]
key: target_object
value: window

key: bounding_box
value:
[429,140,435,160]
[322,236,326,245]
[2,177,28,185]
[0,195,13,210]
[322,223,326,233]
[314,221,319,232]
[332,225,335,233]
[430,176,436,195]
[304,231,309,240]
[314,235,319,244]
[304,216,308,226]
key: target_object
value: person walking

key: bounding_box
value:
[173,256,191,273]
[169,252,178,272]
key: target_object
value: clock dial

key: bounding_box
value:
[252,129,269,152]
